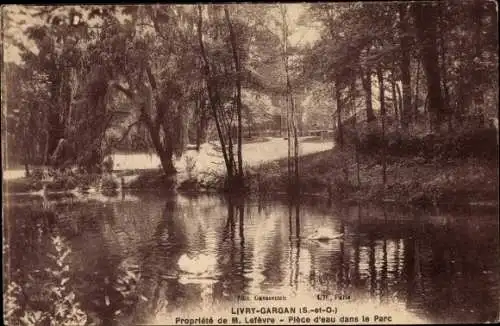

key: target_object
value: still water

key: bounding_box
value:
[4,192,499,325]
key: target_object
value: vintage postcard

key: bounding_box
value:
[2,2,498,325]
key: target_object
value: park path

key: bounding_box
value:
[3,137,334,181]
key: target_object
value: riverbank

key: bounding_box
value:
[2,137,333,194]
[4,133,497,209]
[247,146,499,208]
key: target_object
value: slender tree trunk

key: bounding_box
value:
[391,71,399,122]
[362,69,376,122]
[291,96,299,190]
[472,0,484,120]
[400,3,412,130]
[396,83,403,121]
[353,94,361,188]
[437,3,452,132]
[286,97,292,187]
[195,96,202,151]
[335,78,344,151]
[280,4,299,195]
[349,74,356,118]
[413,60,421,124]
[377,66,387,186]
[350,74,361,187]
[196,5,233,181]
[224,7,244,186]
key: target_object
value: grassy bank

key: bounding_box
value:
[247,148,498,206]
[5,129,497,208]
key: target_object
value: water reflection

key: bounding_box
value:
[4,194,499,325]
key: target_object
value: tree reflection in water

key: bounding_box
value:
[4,194,499,325]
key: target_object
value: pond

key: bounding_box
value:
[3,192,499,325]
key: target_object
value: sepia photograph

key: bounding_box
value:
[2,2,498,325]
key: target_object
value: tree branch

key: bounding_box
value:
[115,120,141,145]
[146,64,157,90]
[110,82,136,102]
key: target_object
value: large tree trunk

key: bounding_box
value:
[399,3,412,130]
[362,69,376,122]
[158,148,176,175]
[412,3,445,132]
[143,113,176,175]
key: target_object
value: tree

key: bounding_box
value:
[3,6,120,172]
[412,2,445,132]
[224,5,244,186]
[276,4,300,193]
[399,3,413,129]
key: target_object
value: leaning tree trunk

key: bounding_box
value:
[196,5,233,182]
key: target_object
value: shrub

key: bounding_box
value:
[101,175,119,196]
[76,173,100,191]
[4,236,88,326]
[101,156,114,173]
[127,170,176,190]
[4,178,42,193]
[101,175,118,190]
[31,167,46,181]
[184,155,197,180]
[356,126,498,160]
[327,176,356,200]
[178,179,200,192]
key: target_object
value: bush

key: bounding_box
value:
[4,178,42,193]
[127,170,176,190]
[101,175,118,190]
[184,155,197,180]
[101,174,119,196]
[101,156,114,173]
[76,173,100,191]
[4,236,88,326]
[178,179,200,192]
[357,127,498,160]
[47,175,78,191]
[31,167,46,181]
